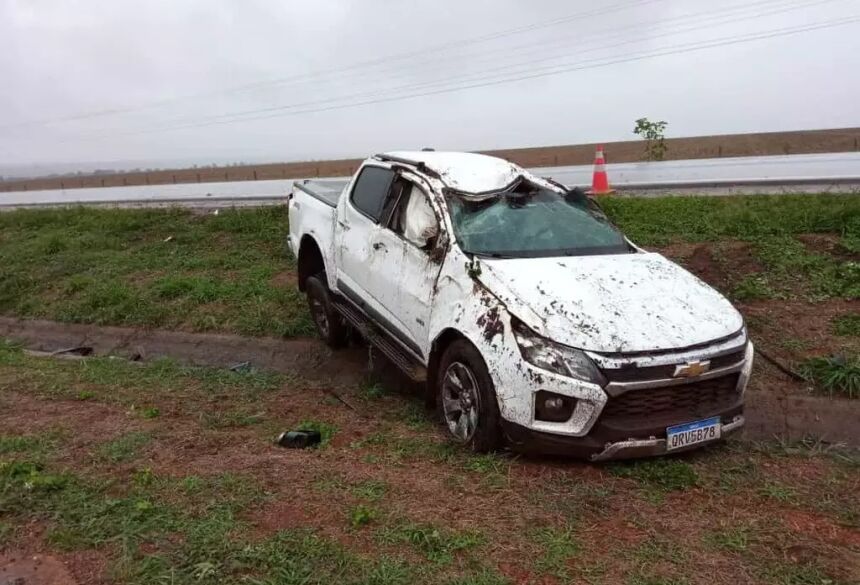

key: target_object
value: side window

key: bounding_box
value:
[390,181,439,248]
[350,166,395,222]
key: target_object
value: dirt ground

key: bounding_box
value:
[2,127,858,192]
[0,345,858,585]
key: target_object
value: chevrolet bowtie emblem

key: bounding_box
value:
[673,360,710,378]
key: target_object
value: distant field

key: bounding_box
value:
[2,127,859,193]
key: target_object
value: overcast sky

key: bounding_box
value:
[1,0,858,170]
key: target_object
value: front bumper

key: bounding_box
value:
[503,409,745,461]
[499,341,754,460]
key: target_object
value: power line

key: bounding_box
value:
[0,0,663,130]
[146,0,816,129]
[79,0,845,136]
[99,15,858,138]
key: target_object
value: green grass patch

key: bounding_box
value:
[725,237,859,301]
[600,194,860,246]
[351,479,387,501]
[359,379,388,400]
[747,238,859,300]
[703,526,751,553]
[0,349,285,425]
[444,569,511,585]
[349,504,378,528]
[297,419,338,447]
[626,575,689,585]
[96,431,152,463]
[798,355,860,399]
[199,408,267,429]
[731,274,777,300]
[758,482,799,503]
[832,313,860,337]
[531,526,580,578]
[0,460,174,551]
[0,432,59,457]
[378,521,484,564]
[0,459,434,584]
[141,406,160,419]
[0,206,313,337]
[0,520,11,545]
[610,459,699,493]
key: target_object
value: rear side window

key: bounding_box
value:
[350,166,395,222]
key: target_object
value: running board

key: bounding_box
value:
[333,300,428,383]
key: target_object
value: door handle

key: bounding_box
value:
[338,220,350,231]
[372,242,386,251]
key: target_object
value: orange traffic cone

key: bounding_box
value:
[587,145,614,196]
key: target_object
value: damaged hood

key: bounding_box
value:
[479,253,744,354]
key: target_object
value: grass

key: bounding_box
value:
[349,504,378,528]
[744,237,859,301]
[351,479,387,501]
[833,313,860,337]
[0,459,427,585]
[0,195,857,338]
[0,343,285,423]
[609,459,699,493]
[600,194,860,246]
[732,273,777,300]
[703,526,751,553]
[531,526,580,578]
[0,206,312,337]
[798,355,860,399]
[96,431,152,463]
[296,419,338,447]
[724,236,858,302]
[378,521,484,564]
[0,432,59,457]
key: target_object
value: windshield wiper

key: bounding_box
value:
[471,251,517,259]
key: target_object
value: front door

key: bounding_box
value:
[376,176,443,358]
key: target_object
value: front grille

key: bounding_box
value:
[602,349,745,383]
[601,374,741,423]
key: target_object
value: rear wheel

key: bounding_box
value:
[306,275,348,348]
[436,340,502,453]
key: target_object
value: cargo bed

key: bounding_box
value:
[293,179,349,208]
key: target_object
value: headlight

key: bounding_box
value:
[511,317,606,386]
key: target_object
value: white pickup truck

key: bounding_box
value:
[286,151,753,460]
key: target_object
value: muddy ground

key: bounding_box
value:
[0,339,858,585]
[0,315,858,447]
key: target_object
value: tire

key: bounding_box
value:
[306,275,348,348]
[436,339,503,453]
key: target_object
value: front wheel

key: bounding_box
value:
[436,340,502,453]
[306,275,348,348]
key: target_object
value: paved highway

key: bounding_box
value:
[1,152,858,208]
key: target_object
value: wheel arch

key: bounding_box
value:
[426,327,474,407]
[297,235,326,292]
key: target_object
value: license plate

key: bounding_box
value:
[666,417,721,451]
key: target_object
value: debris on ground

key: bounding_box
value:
[277,429,322,449]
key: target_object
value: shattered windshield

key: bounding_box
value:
[447,181,631,258]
